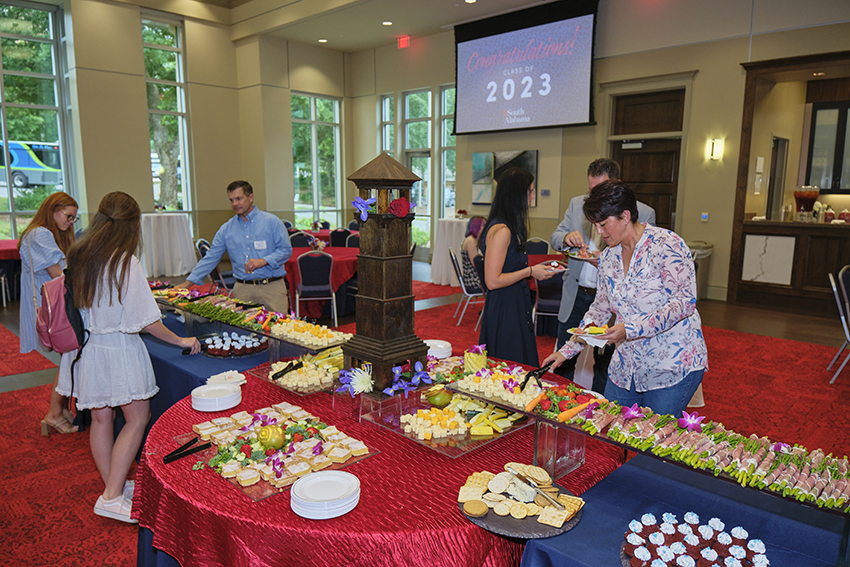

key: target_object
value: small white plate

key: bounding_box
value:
[424,339,452,359]
[191,383,241,412]
[291,494,359,520]
[292,471,360,504]
[567,328,608,349]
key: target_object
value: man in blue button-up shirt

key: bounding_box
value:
[177,181,292,313]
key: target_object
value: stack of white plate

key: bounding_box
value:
[424,339,452,359]
[191,383,241,412]
[290,471,360,520]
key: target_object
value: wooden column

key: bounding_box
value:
[343,154,429,390]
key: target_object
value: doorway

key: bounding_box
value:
[766,136,789,221]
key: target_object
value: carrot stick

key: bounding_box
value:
[557,401,591,422]
[525,391,548,413]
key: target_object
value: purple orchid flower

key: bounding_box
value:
[502,378,520,391]
[312,441,324,456]
[352,196,377,221]
[581,402,601,419]
[770,442,791,453]
[468,344,486,354]
[678,410,705,432]
[621,403,645,420]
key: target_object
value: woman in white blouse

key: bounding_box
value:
[18,192,79,435]
[544,180,708,416]
[57,192,201,524]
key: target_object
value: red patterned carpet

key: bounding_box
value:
[412,280,461,300]
[0,384,137,567]
[0,323,57,377]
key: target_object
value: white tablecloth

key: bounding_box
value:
[431,218,468,286]
[140,213,198,278]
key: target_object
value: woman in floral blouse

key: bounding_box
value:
[543,180,707,416]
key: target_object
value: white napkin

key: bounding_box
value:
[207,370,246,386]
[578,334,608,349]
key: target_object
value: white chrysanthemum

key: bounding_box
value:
[349,364,374,394]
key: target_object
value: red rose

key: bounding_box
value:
[388,197,411,218]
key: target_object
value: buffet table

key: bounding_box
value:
[285,247,359,320]
[140,213,198,278]
[522,454,846,567]
[135,372,626,567]
[432,218,469,286]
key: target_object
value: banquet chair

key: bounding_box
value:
[283,219,293,229]
[526,238,549,255]
[827,273,850,384]
[839,265,850,320]
[195,238,235,290]
[289,232,312,248]
[448,248,483,327]
[532,268,564,333]
[473,254,487,332]
[295,251,337,327]
[0,267,7,307]
[345,234,360,248]
[348,219,360,231]
[330,228,351,247]
[319,221,331,229]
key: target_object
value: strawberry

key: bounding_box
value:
[306,427,319,438]
[558,400,572,412]
[240,444,252,457]
[539,398,551,411]
[576,394,591,404]
[292,433,304,443]
[265,448,276,456]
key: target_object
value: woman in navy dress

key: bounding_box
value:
[479,168,564,366]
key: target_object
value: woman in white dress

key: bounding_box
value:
[18,192,79,435]
[56,192,201,524]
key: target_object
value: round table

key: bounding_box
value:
[140,213,198,278]
[431,218,469,286]
[135,372,625,567]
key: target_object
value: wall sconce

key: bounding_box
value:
[708,138,724,161]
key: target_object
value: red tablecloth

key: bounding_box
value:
[291,229,358,244]
[0,239,20,260]
[136,372,625,567]
[286,247,359,319]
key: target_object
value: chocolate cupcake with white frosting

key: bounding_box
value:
[676,556,696,567]
[708,518,725,533]
[697,525,715,546]
[647,531,666,553]
[746,539,765,561]
[669,541,687,556]
[630,546,652,567]
[729,527,748,549]
[698,548,720,567]
[624,533,646,556]
[627,519,645,537]
[657,546,676,564]
[660,522,680,542]
[683,533,701,557]
[714,532,733,556]
[642,513,658,528]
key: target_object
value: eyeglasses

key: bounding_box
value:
[64,213,79,223]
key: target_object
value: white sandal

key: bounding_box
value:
[94,494,138,524]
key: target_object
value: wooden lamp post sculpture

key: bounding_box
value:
[343,153,429,391]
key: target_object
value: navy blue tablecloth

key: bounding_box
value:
[522,454,846,567]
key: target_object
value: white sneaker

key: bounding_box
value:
[94,494,138,524]
[123,480,135,499]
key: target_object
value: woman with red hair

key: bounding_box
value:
[19,191,80,435]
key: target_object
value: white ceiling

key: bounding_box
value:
[260,0,558,53]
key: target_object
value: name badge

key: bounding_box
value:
[254,240,267,250]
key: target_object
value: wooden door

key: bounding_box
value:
[613,138,680,230]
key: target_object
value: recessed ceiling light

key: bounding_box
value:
[383,21,392,26]
[465,0,476,3]
[813,72,826,76]
[318,38,328,43]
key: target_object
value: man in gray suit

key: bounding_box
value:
[549,158,656,393]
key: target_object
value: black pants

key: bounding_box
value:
[554,288,613,394]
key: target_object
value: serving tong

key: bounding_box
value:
[505,465,564,510]
[520,361,553,390]
[163,437,212,464]
[271,360,304,381]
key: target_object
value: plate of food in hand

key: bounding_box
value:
[565,248,600,261]
[567,325,609,348]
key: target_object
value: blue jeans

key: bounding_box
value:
[555,288,612,395]
[603,370,704,417]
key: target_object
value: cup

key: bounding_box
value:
[793,187,819,222]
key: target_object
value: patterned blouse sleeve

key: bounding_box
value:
[28,227,64,271]
[624,234,697,340]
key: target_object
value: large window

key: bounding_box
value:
[403,90,431,248]
[440,87,456,219]
[0,3,70,238]
[292,93,341,229]
[143,16,191,211]
[380,94,394,157]
[806,101,850,192]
